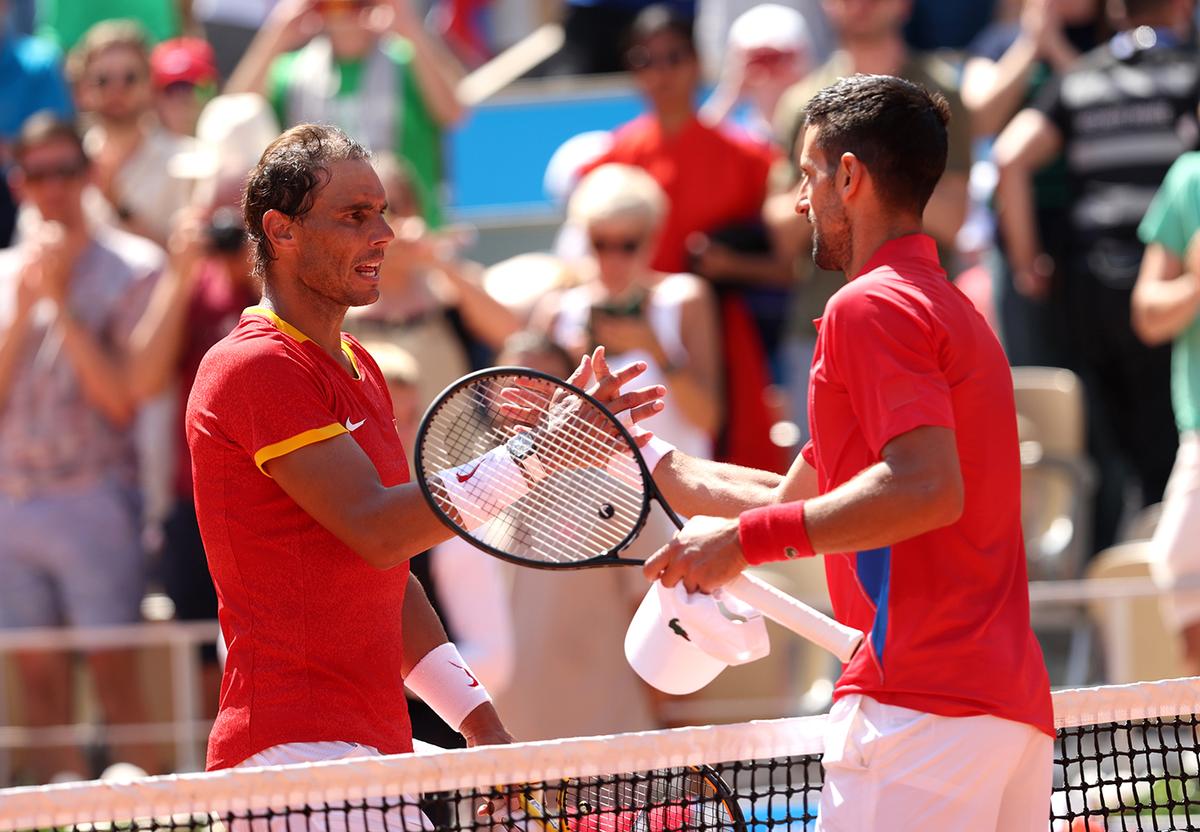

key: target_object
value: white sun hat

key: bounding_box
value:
[625,580,770,695]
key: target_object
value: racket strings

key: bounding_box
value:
[420,375,649,564]
[429,387,641,533]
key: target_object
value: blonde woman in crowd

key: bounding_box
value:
[533,163,722,463]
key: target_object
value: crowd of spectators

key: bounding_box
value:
[2,0,1200,786]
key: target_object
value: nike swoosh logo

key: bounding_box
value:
[456,462,482,483]
[450,661,480,688]
[345,418,366,432]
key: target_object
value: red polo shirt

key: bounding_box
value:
[187,306,414,769]
[803,234,1052,736]
[585,115,775,273]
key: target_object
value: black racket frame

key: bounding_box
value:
[414,366,684,572]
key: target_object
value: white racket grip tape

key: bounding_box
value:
[404,642,492,731]
[437,445,531,530]
[723,573,864,663]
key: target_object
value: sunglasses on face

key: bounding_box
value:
[21,159,88,184]
[589,235,644,255]
[90,70,145,90]
[627,46,691,72]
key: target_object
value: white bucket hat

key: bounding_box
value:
[625,581,770,695]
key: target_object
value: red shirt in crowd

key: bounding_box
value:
[187,307,414,769]
[173,263,259,501]
[803,234,1053,736]
[586,115,775,273]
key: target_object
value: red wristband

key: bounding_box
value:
[738,501,816,565]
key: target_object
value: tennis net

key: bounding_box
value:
[1,677,1197,832]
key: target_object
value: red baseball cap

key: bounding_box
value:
[150,37,218,89]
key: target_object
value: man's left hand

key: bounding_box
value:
[644,515,748,594]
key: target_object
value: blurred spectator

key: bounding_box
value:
[993,0,1198,552]
[581,6,788,473]
[126,93,279,717]
[36,1,183,52]
[489,330,659,741]
[68,20,195,246]
[192,0,277,80]
[344,152,519,411]
[902,0,998,50]
[5,0,33,35]
[150,37,219,137]
[546,0,695,76]
[695,0,833,81]
[225,0,465,227]
[1132,153,1200,674]
[962,0,1100,367]
[533,163,722,455]
[699,4,814,143]
[771,0,971,445]
[584,6,781,282]
[0,113,161,781]
[0,0,72,246]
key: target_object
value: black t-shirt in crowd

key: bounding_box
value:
[1033,35,1200,289]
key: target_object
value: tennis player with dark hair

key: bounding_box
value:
[185,123,664,784]
[638,75,1054,829]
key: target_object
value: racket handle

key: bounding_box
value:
[724,573,864,663]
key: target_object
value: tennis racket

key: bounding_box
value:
[491,765,744,832]
[414,367,863,663]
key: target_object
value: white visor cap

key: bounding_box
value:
[625,580,770,695]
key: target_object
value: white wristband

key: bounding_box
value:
[405,642,492,731]
[638,433,676,473]
[437,445,531,530]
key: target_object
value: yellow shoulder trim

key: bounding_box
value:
[244,305,311,344]
[340,339,362,381]
[254,422,348,475]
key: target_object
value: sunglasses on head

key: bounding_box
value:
[21,159,88,184]
[91,70,144,90]
[626,46,691,72]
[589,235,644,255]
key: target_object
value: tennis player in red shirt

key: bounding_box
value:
[186,124,665,791]
[636,75,1053,830]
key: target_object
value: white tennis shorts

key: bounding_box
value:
[233,741,434,832]
[815,695,1052,832]
[1151,432,1200,629]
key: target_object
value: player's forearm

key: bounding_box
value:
[400,573,451,676]
[347,483,461,568]
[654,450,785,517]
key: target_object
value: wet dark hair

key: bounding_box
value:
[242,123,370,277]
[803,74,950,216]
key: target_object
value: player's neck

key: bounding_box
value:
[844,216,924,279]
[261,281,350,362]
